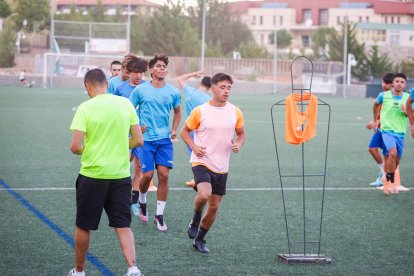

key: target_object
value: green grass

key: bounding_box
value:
[1,87,413,275]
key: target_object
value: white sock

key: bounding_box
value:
[156,200,166,216]
[378,163,384,174]
[128,266,139,273]
[138,192,147,204]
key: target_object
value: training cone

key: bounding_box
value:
[148,179,157,192]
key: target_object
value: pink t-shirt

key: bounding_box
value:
[186,102,244,173]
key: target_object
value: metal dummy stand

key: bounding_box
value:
[271,56,332,264]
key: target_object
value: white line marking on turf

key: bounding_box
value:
[1,187,411,191]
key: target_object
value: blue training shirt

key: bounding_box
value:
[114,80,146,98]
[107,76,122,94]
[129,82,181,141]
[183,84,211,118]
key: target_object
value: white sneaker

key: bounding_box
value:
[68,268,85,276]
[154,215,167,231]
[124,267,142,276]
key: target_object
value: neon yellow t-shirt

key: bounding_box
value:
[70,94,139,179]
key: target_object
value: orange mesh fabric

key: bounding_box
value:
[285,92,318,144]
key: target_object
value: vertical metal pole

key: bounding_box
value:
[342,16,348,98]
[201,0,206,70]
[127,0,131,52]
[273,4,278,94]
[50,0,54,52]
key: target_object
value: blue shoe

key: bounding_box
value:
[131,203,139,216]
[369,172,383,187]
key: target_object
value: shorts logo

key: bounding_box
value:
[141,164,146,168]
[167,160,173,164]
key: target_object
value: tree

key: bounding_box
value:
[90,0,106,22]
[0,22,16,67]
[268,29,293,49]
[188,0,253,56]
[327,22,368,81]
[237,40,268,58]
[311,27,336,60]
[13,0,50,32]
[0,0,12,18]
[366,45,393,78]
[141,0,200,56]
[400,58,414,78]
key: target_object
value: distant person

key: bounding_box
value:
[19,69,32,88]
[406,87,414,138]
[366,72,394,187]
[177,70,211,187]
[68,68,144,276]
[109,60,122,78]
[108,54,133,94]
[129,54,181,231]
[372,73,410,195]
[180,73,246,253]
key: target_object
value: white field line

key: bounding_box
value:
[1,187,411,191]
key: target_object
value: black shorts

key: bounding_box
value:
[192,165,228,196]
[76,174,132,230]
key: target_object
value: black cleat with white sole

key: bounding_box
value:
[193,239,209,253]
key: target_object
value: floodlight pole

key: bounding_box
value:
[342,15,348,98]
[50,0,54,51]
[127,0,131,52]
[201,0,206,70]
[273,5,278,94]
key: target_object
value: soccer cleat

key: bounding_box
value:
[369,172,383,187]
[131,203,139,217]
[186,179,195,188]
[124,267,142,276]
[187,219,199,239]
[138,203,148,223]
[67,268,85,276]
[193,239,209,253]
[154,215,167,231]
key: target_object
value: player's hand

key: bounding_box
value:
[171,129,177,139]
[195,69,206,78]
[400,104,407,114]
[411,124,414,138]
[231,139,241,153]
[192,145,207,158]
[366,120,376,130]
[141,125,147,133]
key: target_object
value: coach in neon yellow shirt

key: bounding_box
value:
[68,68,144,276]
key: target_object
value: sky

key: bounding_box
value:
[147,0,262,7]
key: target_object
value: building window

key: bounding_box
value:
[260,15,263,25]
[280,15,283,26]
[261,34,264,46]
[366,16,369,22]
[359,16,362,22]
[252,15,256,25]
[303,9,312,22]
[385,16,387,23]
[337,16,341,25]
[389,30,400,45]
[302,35,310,47]
[319,9,328,26]
[273,15,276,26]
[397,17,400,24]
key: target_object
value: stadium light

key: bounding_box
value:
[201,0,206,70]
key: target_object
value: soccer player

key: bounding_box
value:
[113,55,153,217]
[109,60,122,78]
[407,88,414,138]
[108,54,133,94]
[366,73,393,187]
[19,69,32,88]
[68,68,144,276]
[177,70,211,187]
[129,54,181,231]
[373,73,410,195]
[180,73,246,253]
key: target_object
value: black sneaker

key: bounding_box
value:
[187,219,199,239]
[154,215,167,231]
[193,239,209,253]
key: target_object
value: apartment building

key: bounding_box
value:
[229,0,414,61]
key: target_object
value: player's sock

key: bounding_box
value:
[195,226,208,241]
[132,190,139,204]
[378,163,385,174]
[192,209,202,225]
[156,200,166,216]
[138,191,147,204]
[386,172,395,183]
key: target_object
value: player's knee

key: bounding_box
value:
[388,149,397,159]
